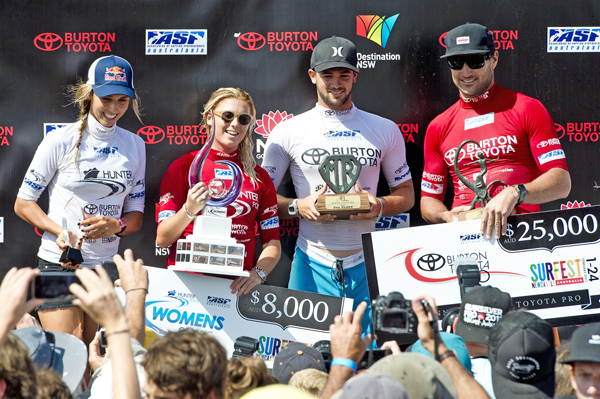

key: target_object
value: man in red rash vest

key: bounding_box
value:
[421,23,570,239]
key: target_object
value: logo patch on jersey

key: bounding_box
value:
[464,112,494,130]
[260,217,279,230]
[215,169,233,180]
[158,210,176,221]
[421,180,444,194]
[538,149,565,164]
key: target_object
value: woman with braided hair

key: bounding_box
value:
[14,55,145,347]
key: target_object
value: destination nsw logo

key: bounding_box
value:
[356,14,399,48]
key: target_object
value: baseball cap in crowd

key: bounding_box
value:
[272,342,327,384]
[455,285,513,345]
[87,55,136,99]
[12,326,88,393]
[360,353,458,399]
[561,323,600,364]
[331,374,408,399]
[310,36,359,73]
[410,331,472,372]
[488,311,556,399]
[240,384,317,399]
[441,23,495,58]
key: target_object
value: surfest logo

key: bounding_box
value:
[355,14,401,69]
[555,122,600,142]
[34,32,116,52]
[137,125,208,145]
[529,257,597,288]
[0,126,13,146]
[439,29,519,50]
[254,110,294,160]
[235,31,317,52]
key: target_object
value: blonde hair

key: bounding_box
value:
[225,357,278,399]
[288,368,329,397]
[66,78,142,167]
[201,87,258,185]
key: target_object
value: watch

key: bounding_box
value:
[513,184,528,206]
[115,218,127,237]
[252,267,267,284]
[288,198,299,217]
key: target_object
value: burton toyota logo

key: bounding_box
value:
[236,32,266,50]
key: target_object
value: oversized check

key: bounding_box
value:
[144,267,353,364]
[362,206,600,326]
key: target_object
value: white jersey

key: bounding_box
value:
[262,103,411,251]
[17,115,146,266]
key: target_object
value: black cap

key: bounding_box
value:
[561,323,600,364]
[310,36,359,73]
[272,342,327,384]
[488,311,556,399]
[455,285,513,345]
[441,23,495,58]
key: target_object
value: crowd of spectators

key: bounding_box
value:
[0,249,599,399]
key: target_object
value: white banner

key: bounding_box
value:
[363,206,600,325]
[145,267,353,365]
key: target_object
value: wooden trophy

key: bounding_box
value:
[315,155,370,219]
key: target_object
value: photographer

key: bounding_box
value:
[411,295,490,399]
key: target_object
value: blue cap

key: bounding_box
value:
[87,55,136,99]
[410,332,472,372]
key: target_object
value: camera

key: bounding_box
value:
[232,336,259,358]
[30,272,80,302]
[456,257,481,300]
[372,291,418,334]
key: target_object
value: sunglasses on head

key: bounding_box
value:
[447,52,493,70]
[213,111,253,126]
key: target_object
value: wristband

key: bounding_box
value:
[331,357,357,373]
[438,349,456,363]
[183,204,197,219]
[125,287,148,294]
[374,197,385,222]
[104,328,130,338]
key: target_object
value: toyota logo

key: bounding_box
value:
[444,147,466,166]
[84,204,99,215]
[137,126,165,144]
[301,148,330,165]
[417,253,445,272]
[439,32,448,48]
[554,123,565,140]
[237,32,266,51]
[34,33,63,51]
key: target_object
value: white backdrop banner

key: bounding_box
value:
[363,206,600,325]
[145,267,353,364]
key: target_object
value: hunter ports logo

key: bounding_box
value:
[254,110,294,160]
[355,14,401,69]
[356,14,399,48]
[137,125,207,145]
[235,31,317,52]
[146,30,207,55]
[439,29,518,51]
[548,27,600,52]
[34,32,116,52]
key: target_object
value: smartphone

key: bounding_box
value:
[100,328,107,348]
[30,272,80,302]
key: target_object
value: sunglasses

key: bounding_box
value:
[213,111,253,126]
[447,53,493,70]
